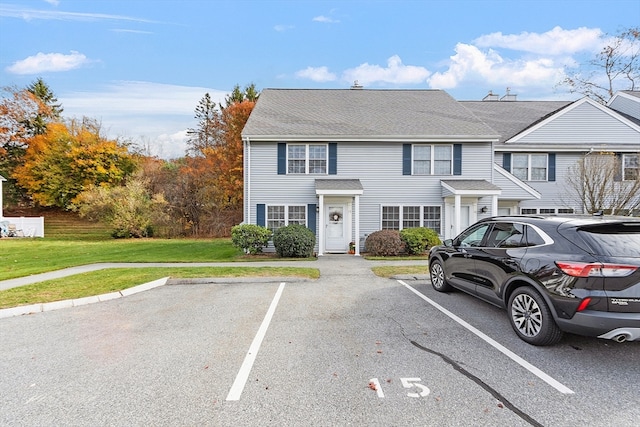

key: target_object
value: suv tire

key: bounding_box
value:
[430,259,453,292]
[508,287,563,346]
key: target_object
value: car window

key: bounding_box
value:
[486,222,527,248]
[525,225,547,246]
[577,223,640,257]
[457,223,491,247]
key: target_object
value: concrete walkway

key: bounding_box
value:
[0,255,429,318]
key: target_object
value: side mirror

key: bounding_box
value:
[444,239,453,248]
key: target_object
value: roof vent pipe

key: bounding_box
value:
[482,90,499,101]
[350,80,363,89]
[500,87,517,101]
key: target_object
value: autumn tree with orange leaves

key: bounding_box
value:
[175,84,257,236]
[0,79,62,204]
[13,119,138,209]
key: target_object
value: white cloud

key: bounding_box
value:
[295,66,337,82]
[473,26,603,56]
[0,4,155,23]
[43,0,60,6]
[312,15,339,23]
[60,81,228,159]
[341,55,431,86]
[428,43,564,91]
[274,24,294,32]
[6,51,91,74]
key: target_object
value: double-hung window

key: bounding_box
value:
[267,205,306,232]
[287,144,327,174]
[382,205,442,234]
[623,154,639,181]
[512,154,547,181]
[413,145,452,175]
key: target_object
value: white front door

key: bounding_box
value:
[446,203,472,239]
[325,204,347,252]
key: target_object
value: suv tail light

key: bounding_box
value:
[556,262,637,278]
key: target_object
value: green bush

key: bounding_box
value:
[364,230,405,256]
[272,224,315,258]
[231,224,272,254]
[400,227,441,255]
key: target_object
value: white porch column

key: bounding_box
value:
[317,194,324,256]
[354,195,360,256]
[454,194,461,236]
[491,195,498,216]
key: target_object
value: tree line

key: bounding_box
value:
[1,78,257,238]
[1,27,638,237]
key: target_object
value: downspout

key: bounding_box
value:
[243,137,250,224]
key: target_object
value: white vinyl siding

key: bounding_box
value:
[246,141,491,240]
[513,101,640,145]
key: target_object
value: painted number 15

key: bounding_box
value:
[369,377,430,398]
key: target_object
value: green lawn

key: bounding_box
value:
[0,211,424,308]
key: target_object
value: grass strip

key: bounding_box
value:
[371,265,427,277]
[0,266,320,309]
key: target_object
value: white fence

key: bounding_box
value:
[0,216,45,238]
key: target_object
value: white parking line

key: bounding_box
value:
[399,280,575,395]
[226,282,286,401]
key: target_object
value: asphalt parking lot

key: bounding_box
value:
[1,256,639,426]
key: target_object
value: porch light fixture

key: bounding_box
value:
[481,206,488,213]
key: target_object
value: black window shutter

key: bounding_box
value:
[329,143,337,175]
[307,204,317,234]
[403,144,412,175]
[614,153,622,181]
[548,153,556,181]
[277,143,286,175]
[453,144,462,175]
[257,204,266,227]
[503,153,511,172]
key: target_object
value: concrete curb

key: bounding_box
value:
[0,277,169,319]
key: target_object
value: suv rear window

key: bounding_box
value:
[577,223,640,257]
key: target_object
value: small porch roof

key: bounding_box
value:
[441,179,501,197]
[315,179,364,196]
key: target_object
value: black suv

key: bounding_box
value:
[428,216,640,346]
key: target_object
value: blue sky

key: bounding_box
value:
[1,0,638,159]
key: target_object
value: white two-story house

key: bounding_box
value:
[241,88,639,255]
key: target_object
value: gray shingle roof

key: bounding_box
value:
[243,89,499,141]
[441,179,501,191]
[315,179,363,192]
[461,100,572,144]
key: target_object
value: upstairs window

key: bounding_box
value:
[512,154,547,181]
[413,145,453,175]
[287,144,327,174]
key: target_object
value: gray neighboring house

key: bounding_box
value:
[465,90,640,215]
[241,88,640,255]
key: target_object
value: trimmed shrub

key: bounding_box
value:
[365,230,405,256]
[272,224,315,258]
[231,224,272,254]
[400,227,442,255]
